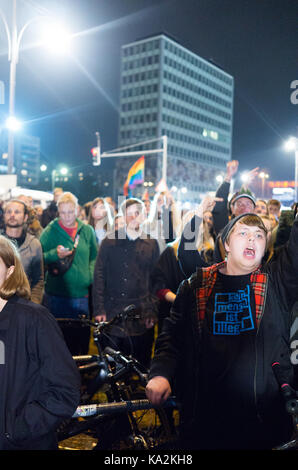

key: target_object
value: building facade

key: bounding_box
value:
[0,131,40,187]
[117,33,234,203]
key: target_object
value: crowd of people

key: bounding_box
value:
[0,158,297,450]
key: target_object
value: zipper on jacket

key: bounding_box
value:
[253,279,268,423]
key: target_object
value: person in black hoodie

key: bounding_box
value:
[41,187,63,228]
[146,212,298,450]
[0,235,80,450]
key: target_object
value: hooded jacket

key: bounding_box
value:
[150,216,298,449]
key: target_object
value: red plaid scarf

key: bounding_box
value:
[196,261,267,332]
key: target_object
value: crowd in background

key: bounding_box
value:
[0,160,297,367]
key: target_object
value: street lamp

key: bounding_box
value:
[284,137,298,203]
[5,116,22,132]
[52,166,68,190]
[170,186,187,205]
[0,0,71,174]
[42,23,72,55]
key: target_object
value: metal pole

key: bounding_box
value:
[7,0,17,175]
[162,135,168,184]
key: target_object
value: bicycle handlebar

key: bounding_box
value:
[272,362,298,415]
[57,305,142,330]
[104,346,148,386]
[72,397,179,418]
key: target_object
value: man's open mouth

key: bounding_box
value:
[243,247,255,258]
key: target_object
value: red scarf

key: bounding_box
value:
[58,220,78,241]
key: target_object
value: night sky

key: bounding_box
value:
[0,0,297,188]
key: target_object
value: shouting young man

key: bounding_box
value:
[146,212,298,450]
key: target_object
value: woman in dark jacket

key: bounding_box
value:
[0,235,80,450]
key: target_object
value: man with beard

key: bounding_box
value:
[2,199,44,303]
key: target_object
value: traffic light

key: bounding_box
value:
[91,146,101,166]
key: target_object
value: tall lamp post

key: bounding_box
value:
[0,0,41,174]
[284,137,298,203]
[0,0,70,175]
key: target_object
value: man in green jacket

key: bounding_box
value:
[40,192,98,355]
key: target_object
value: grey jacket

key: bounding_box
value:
[19,233,44,304]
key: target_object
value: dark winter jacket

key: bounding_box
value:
[0,296,80,450]
[93,229,160,322]
[150,216,298,449]
[151,240,186,329]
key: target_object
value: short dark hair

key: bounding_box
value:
[267,199,281,209]
[119,197,145,215]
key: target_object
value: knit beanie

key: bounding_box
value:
[221,212,262,245]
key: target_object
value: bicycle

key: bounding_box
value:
[56,306,179,450]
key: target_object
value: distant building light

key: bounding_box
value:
[210,131,218,140]
[269,180,295,188]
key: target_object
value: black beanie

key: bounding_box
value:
[221,213,262,245]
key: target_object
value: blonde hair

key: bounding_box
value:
[57,191,78,208]
[0,236,31,300]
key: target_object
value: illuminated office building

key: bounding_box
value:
[118,33,234,202]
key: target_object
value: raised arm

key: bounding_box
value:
[178,196,222,277]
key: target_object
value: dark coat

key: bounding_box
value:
[0,296,80,450]
[150,216,298,449]
[151,242,186,328]
[92,230,160,322]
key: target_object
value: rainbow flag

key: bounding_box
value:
[123,156,145,196]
